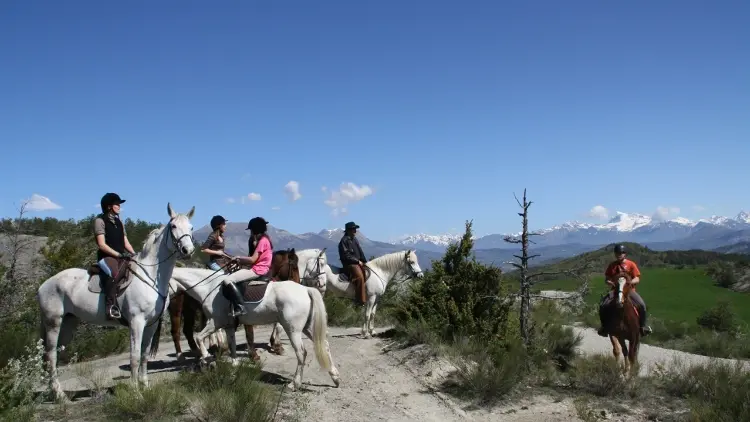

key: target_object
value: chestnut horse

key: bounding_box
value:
[604,272,641,376]
[168,248,299,362]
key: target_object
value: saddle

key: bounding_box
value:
[222,274,273,304]
[86,257,134,296]
[330,264,371,284]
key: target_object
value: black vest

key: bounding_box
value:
[98,215,126,261]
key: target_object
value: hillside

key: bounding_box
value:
[519,242,750,279]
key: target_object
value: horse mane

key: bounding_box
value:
[139,224,167,254]
[369,250,410,274]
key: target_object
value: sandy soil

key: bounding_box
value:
[43,318,744,421]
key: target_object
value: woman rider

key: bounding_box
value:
[222,217,273,316]
[94,193,137,319]
[201,215,232,271]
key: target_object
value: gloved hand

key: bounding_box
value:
[120,251,135,259]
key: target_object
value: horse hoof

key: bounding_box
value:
[332,376,340,388]
[287,381,297,392]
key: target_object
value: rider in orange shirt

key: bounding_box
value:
[598,244,652,337]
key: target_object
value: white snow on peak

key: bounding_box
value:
[737,211,750,224]
[318,229,344,240]
[602,212,652,231]
[396,233,468,247]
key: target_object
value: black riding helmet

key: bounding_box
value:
[100,193,125,214]
[210,215,227,231]
[246,217,269,234]
[614,244,626,255]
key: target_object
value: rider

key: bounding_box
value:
[223,217,274,316]
[338,221,367,306]
[598,244,652,337]
[94,193,136,319]
[201,215,232,271]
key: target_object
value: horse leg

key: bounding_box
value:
[192,318,217,366]
[620,338,630,376]
[284,326,307,391]
[224,323,239,366]
[138,322,159,388]
[183,297,200,353]
[362,294,377,339]
[41,314,66,402]
[303,325,340,387]
[244,325,261,361]
[628,336,639,377]
[270,323,285,355]
[128,318,146,387]
[368,299,379,337]
[57,314,80,362]
[168,294,185,362]
[609,334,621,363]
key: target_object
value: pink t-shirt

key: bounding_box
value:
[252,236,272,275]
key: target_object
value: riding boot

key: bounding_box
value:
[224,282,247,316]
[640,307,652,336]
[102,273,121,319]
[597,306,608,337]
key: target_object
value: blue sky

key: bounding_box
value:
[1,1,748,240]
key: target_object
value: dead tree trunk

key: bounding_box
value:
[503,189,539,347]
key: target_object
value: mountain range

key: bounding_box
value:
[193,211,750,271]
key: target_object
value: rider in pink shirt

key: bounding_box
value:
[222,217,274,316]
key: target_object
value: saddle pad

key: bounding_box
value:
[331,265,370,283]
[242,282,270,303]
[87,274,134,296]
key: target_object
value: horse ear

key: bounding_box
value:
[167,202,176,219]
[290,248,295,254]
[186,206,195,219]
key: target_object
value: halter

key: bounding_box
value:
[301,249,327,289]
[126,217,194,326]
[365,251,423,291]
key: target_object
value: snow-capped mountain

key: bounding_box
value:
[390,211,750,251]
[395,233,468,252]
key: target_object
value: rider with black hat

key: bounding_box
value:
[598,244,652,337]
[201,215,233,271]
[338,221,368,306]
[94,193,136,319]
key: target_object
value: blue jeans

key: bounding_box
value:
[208,262,222,271]
[97,259,113,277]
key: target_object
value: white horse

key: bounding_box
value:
[168,248,329,359]
[169,268,340,391]
[303,249,424,338]
[36,203,195,401]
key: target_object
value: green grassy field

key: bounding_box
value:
[537,267,750,327]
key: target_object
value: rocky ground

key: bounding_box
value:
[38,320,747,421]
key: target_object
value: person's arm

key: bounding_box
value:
[339,237,360,265]
[123,226,136,255]
[604,264,615,287]
[629,262,641,285]
[201,233,227,257]
[235,238,263,265]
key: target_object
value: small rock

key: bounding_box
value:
[521,406,528,410]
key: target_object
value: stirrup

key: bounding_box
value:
[231,304,247,317]
[107,306,121,319]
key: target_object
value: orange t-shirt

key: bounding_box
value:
[605,259,641,288]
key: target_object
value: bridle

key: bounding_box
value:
[125,217,194,326]
[365,251,423,291]
[301,250,327,289]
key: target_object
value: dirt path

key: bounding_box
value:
[46,322,749,421]
[569,324,750,375]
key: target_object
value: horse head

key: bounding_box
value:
[302,248,328,288]
[614,272,633,309]
[167,202,196,258]
[404,249,424,279]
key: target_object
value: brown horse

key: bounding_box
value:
[604,272,641,376]
[168,248,300,362]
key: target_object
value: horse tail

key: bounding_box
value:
[149,316,163,359]
[307,286,331,371]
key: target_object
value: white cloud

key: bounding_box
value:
[323,182,373,216]
[284,181,302,201]
[226,197,236,204]
[271,206,281,211]
[247,193,262,201]
[24,194,62,211]
[653,206,680,220]
[588,205,610,220]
